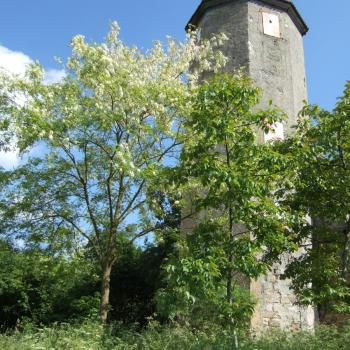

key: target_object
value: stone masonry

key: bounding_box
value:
[186,0,315,332]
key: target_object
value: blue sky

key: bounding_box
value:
[0,0,349,169]
[0,0,348,108]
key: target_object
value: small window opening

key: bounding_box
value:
[262,12,281,38]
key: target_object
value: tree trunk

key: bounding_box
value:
[226,206,234,303]
[341,228,350,279]
[100,262,113,324]
[225,143,235,304]
[227,253,234,303]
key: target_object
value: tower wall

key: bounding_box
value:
[190,0,315,332]
[198,0,250,72]
[247,2,313,331]
[247,0,308,134]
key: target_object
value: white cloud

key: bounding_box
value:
[44,68,65,84]
[0,45,65,81]
[0,45,64,170]
[0,45,32,75]
[0,148,19,169]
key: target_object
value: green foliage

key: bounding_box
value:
[157,74,301,327]
[156,223,255,328]
[0,241,99,330]
[108,240,175,326]
[279,81,350,317]
[0,238,176,330]
[1,321,350,350]
[179,73,300,268]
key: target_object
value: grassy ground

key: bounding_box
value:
[1,321,350,350]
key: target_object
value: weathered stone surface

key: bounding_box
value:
[247,0,308,136]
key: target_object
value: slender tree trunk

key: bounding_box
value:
[341,228,350,279]
[226,206,234,303]
[100,261,113,324]
[227,253,234,303]
[225,141,235,304]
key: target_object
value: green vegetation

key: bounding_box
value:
[0,22,227,323]
[0,239,174,330]
[278,82,350,320]
[0,240,99,329]
[1,321,350,350]
[0,22,350,348]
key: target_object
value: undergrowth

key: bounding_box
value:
[0,320,349,350]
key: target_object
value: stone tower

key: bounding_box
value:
[186,0,315,331]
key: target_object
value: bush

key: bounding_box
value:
[0,242,99,329]
[0,240,171,329]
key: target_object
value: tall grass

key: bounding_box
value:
[1,320,349,350]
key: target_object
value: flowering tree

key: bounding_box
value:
[0,23,227,323]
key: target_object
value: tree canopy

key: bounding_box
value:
[0,22,227,322]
